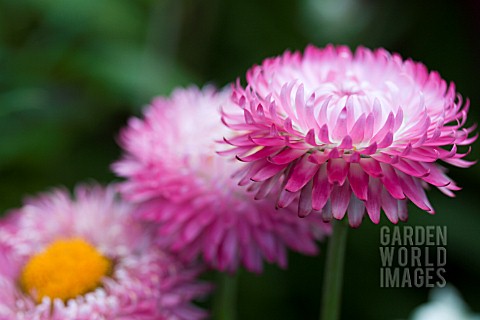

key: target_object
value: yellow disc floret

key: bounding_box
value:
[20,238,111,303]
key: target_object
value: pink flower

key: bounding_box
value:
[221,44,477,227]
[0,184,210,320]
[113,86,330,273]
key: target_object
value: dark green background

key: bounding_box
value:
[0,0,479,319]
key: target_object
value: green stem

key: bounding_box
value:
[213,272,238,320]
[320,220,349,320]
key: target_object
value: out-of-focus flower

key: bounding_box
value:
[0,184,210,320]
[113,86,330,273]
[222,44,477,227]
[408,285,480,320]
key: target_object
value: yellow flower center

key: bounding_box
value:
[20,238,111,303]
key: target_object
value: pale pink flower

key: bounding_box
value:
[0,184,210,320]
[113,86,330,273]
[221,44,476,227]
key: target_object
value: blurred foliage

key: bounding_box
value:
[0,0,479,319]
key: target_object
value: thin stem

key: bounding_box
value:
[320,220,349,320]
[213,272,238,320]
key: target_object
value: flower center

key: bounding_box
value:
[20,238,111,303]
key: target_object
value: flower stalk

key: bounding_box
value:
[214,273,238,320]
[320,219,349,320]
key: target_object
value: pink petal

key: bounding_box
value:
[224,134,254,147]
[364,113,375,141]
[332,107,348,141]
[331,181,351,219]
[242,245,263,274]
[377,131,393,148]
[308,150,329,165]
[349,113,366,144]
[318,124,332,143]
[359,158,383,178]
[394,108,404,131]
[218,229,239,271]
[251,162,288,182]
[338,135,353,149]
[321,200,333,222]
[249,136,287,147]
[255,175,281,200]
[298,180,314,217]
[443,157,477,168]
[400,148,439,162]
[285,157,320,192]
[244,109,255,124]
[380,163,406,200]
[327,158,349,186]
[277,189,299,208]
[398,199,408,222]
[371,112,394,143]
[361,142,378,155]
[252,228,277,262]
[312,165,332,211]
[237,161,266,186]
[391,158,430,178]
[348,163,369,200]
[305,128,318,146]
[365,178,382,224]
[295,84,307,128]
[381,188,399,224]
[397,173,434,213]
[420,164,454,187]
[237,146,283,162]
[347,195,365,228]
[268,148,306,165]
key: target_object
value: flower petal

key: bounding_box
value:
[331,181,351,220]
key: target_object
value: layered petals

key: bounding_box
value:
[113,86,331,272]
[0,185,210,320]
[222,45,476,227]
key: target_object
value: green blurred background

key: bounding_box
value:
[0,0,479,319]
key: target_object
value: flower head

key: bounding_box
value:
[222,44,477,227]
[0,184,210,320]
[113,86,330,273]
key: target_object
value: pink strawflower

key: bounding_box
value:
[221,44,477,227]
[113,86,330,273]
[0,184,210,320]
